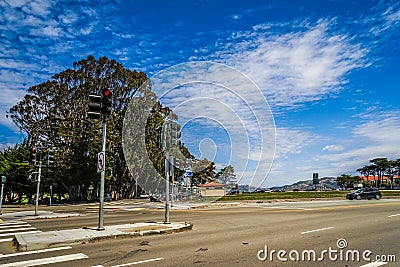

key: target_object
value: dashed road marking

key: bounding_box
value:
[109,257,165,267]
[301,226,335,234]
[359,261,387,267]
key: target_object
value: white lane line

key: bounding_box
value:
[0,222,28,226]
[388,213,400,218]
[0,224,31,229]
[0,238,13,243]
[0,253,88,267]
[0,246,72,259]
[0,230,41,237]
[301,226,335,234]
[110,257,165,267]
[359,261,387,267]
[0,227,37,233]
[262,206,313,211]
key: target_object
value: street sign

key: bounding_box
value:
[313,173,319,185]
[97,152,105,173]
[186,171,193,177]
[1,176,5,183]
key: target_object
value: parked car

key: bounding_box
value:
[346,188,382,200]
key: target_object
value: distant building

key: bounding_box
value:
[359,175,400,186]
[198,182,226,197]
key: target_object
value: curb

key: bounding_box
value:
[14,222,193,251]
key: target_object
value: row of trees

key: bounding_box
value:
[0,56,218,204]
[337,157,400,189]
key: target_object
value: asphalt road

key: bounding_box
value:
[1,198,399,267]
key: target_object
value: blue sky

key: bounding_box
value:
[0,0,399,187]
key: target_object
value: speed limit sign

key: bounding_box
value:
[97,152,105,173]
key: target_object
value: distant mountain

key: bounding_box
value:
[269,177,339,191]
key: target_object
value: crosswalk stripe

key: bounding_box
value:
[0,222,28,226]
[0,227,36,233]
[0,253,88,267]
[0,246,72,259]
[0,238,13,243]
[0,230,41,237]
[0,224,31,229]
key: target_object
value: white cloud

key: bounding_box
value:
[322,144,344,152]
[318,112,400,171]
[217,20,370,108]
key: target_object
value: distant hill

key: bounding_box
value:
[270,177,339,191]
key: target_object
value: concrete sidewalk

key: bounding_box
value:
[14,222,192,251]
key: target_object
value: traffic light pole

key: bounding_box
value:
[98,120,107,231]
[0,176,6,215]
[34,159,42,216]
[164,150,170,224]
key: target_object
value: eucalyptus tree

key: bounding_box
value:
[8,56,148,199]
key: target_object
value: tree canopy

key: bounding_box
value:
[3,55,217,202]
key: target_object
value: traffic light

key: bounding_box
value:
[30,148,37,165]
[101,89,112,117]
[47,149,55,165]
[157,125,167,149]
[88,95,102,119]
[170,121,181,146]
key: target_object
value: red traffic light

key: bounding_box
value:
[31,148,36,154]
[102,89,112,97]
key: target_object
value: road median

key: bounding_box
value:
[14,222,192,252]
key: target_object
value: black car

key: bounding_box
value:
[346,188,382,200]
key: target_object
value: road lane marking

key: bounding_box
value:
[0,230,41,237]
[127,208,145,211]
[0,224,31,229]
[301,226,334,234]
[359,261,387,267]
[110,257,165,267]
[0,253,88,267]
[0,227,37,233]
[0,222,28,226]
[0,246,72,259]
[262,206,313,211]
[388,213,400,218]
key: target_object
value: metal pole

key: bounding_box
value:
[98,120,107,230]
[0,183,5,215]
[171,157,174,207]
[35,161,42,216]
[49,185,53,206]
[164,151,170,224]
